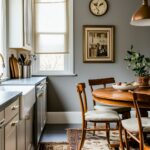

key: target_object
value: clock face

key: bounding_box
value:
[89,0,108,16]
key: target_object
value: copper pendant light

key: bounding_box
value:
[131,0,150,26]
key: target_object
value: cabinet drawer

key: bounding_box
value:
[5,115,19,139]
[5,99,19,123]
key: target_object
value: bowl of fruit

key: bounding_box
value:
[112,82,139,91]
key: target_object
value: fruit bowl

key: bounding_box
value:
[112,82,139,91]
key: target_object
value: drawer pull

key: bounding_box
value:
[0,119,5,128]
[11,105,19,110]
[11,121,18,126]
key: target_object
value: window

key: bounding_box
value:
[33,0,74,75]
[0,0,7,79]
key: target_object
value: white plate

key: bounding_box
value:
[112,84,138,91]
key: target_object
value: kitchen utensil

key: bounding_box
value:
[18,57,23,66]
[20,54,25,64]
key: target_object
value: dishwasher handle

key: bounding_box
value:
[36,88,46,98]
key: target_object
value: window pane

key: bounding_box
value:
[35,2,66,32]
[38,54,64,71]
[36,34,66,53]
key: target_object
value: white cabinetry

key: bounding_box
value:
[8,0,34,51]
[25,107,33,150]
[1,94,35,150]
[5,115,19,150]
[4,99,19,150]
[17,119,26,150]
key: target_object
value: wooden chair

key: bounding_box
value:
[122,92,150,150]
[88,77,131,119]
[76,83,124,150]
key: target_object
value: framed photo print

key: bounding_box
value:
[83,25,115,63]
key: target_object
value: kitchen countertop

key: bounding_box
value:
[2,77,46,86]
[0,91,21,111]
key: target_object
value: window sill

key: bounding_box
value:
[32,73,77,77]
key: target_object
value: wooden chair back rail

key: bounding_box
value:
[88,77,115,87]
[88,77,115,106]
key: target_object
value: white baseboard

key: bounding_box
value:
[46,112,82,124]
[46,111,150,124]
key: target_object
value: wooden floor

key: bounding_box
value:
[40,124,81,143]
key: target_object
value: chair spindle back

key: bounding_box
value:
[132,92,150,150]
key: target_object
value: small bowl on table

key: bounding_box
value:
[112,82,139,91]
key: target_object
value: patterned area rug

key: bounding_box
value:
[40,129,138,150]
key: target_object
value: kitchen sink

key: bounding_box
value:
[0,85,35,119]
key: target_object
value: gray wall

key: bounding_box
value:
[47,0,150,112]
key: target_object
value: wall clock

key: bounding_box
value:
[89,0,108,16]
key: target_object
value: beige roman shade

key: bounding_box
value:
[35,0,68,54]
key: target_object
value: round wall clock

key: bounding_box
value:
[89,0,108,16]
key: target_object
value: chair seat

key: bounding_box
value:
[85,110,120,122]
[122,117,150,133]
[94,104,131,113]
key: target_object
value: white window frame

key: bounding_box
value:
[33,0,74,76]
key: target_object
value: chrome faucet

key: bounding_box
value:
[0,53,5,81]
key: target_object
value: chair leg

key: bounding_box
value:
[93,122,96,135]
[78,123,87,150]
[118,122,124,150]
[124,129,130,150]
[106,123,110,145]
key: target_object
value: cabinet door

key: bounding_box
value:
[42,84,47,129]
[17,119,25,150]
[5,115,19,150]
[25,107,33,150]
[0,127,4,150]
[24,0,33,50]
[9,0,33,51]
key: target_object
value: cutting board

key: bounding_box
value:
[9,55,20,78]
[9,56,15,78]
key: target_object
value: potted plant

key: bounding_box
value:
[124,45,150,86]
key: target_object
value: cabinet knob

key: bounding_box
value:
[11,105,19,110]
[11,121,18,126]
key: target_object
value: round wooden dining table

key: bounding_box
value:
[92,87,150,108]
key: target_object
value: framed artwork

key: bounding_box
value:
[83,25,115,63]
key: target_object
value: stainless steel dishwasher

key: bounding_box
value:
[34,79,47,148]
